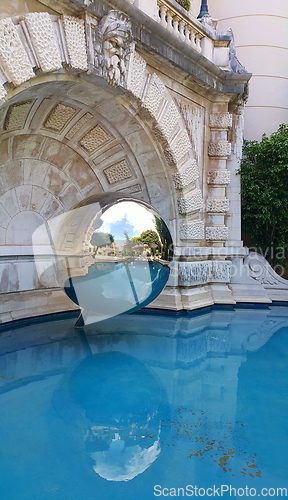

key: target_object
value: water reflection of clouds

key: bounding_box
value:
[90,433,161,482]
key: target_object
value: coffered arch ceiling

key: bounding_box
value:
[0,78,179,247]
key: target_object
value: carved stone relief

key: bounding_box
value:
[206,198,229,213]
[209,113,232,129]
[206,226,229,241]
[43,103,78,133]
[4,101,32,131]
[176,99,204,167]
[177,189,203,214]
[207,170,230,185]
[208,140,231,158]
[180,220,204,240]
[179,260,231,285]
[0,18,34,86]
[79,124,113,154]
[62,16,88,71]
[24,12,62,72]
[172,160,199,189]
[93,10,132,87]
[104,158,133,184]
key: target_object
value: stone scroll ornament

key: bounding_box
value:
[93,10,133,87]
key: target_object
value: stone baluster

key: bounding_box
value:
[159,4,167,28]
[179,19,186,42]
[190,28,197,50]
[184,25,191,46]
[167,9,174,33]
[173,15,180,37]
[195,33,202,52]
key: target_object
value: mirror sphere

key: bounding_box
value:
[52,193,173,322]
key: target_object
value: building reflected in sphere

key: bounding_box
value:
[52,193,173,324]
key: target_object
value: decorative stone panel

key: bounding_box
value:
[172,160,199,189]
[176,99,204,166]
[4,101,32,131]
[62,16,88,71]
[206,226,228,241]
[179,260,231,285]
[156,101,180,141]
[65,112,93,140]
[103,159,133,184]
[208,140,231,158]
[209,113,232,129]
[165,130,191,165]
[143,73,166,118]
[24,13,62,72]
[43,103,78,133]
[206,198,229,213]
[212,261,231,281]
[177,189,203,214]
[79,124,112,154]
[179,261,212,285]
[128,51,147,99]
[0,18,34,86]
[207,170,230,185]
[180,220,204,240]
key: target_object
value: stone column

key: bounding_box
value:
[206,105,232,247]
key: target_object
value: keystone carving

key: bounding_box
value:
[93,10,133,87]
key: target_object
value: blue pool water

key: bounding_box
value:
[0,305,288,499]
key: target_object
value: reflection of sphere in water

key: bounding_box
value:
[53,352,167,481]
[52,193,173,321]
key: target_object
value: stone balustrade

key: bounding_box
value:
[157,0,206,54]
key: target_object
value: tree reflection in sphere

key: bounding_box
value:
[52,193,173,324]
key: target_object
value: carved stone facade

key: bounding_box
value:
[0,2,264,321]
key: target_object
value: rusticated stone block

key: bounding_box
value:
[177,189,203,214]
[209,113,232,129]
[208,141,231,158]
[25,12,62,72]
[207,170,230,185]
[172,160,199,189]
[180,220,204,240]
[0,18,34,85]
[206,198,229,213]
[206,226,229,240]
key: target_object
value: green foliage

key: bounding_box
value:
[176,0,190,11]
[91,232,114,249]
[131,230,161,256]
[238,124,288,266]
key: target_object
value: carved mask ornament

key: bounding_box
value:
[94,10,132,87]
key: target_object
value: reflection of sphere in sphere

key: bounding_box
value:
[52,193,173,321]
[53,352,167,481]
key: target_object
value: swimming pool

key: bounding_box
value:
[0,305,288,499]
